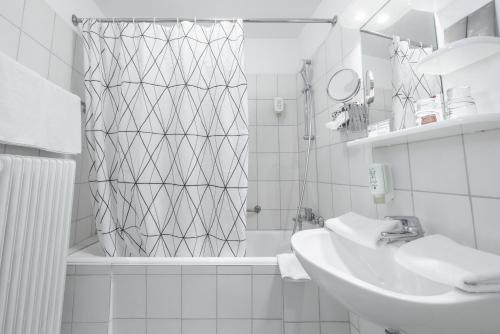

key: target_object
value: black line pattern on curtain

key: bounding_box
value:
[390,38,442,130]
[82,19,248,257]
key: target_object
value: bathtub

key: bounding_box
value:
[67,230,293,265]
[62,229,351,334]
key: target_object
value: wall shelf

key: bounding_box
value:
[346,113,500,148]
[417,36,500,75]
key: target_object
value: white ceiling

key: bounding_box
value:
[93,0,324,38]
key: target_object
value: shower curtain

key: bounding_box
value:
[81,19,248,257]
[390,37,441,130]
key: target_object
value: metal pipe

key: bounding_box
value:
[360,29,434,49]
[247,205,261,214]
[72,14,337,26]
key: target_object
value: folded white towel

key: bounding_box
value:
[325,212,398,249]
[277,253,310,282]
[0,51,81,154]
[395,234,500,293]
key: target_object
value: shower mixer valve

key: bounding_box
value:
[293,208,325,229]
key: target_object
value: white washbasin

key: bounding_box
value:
[291,228,500,334]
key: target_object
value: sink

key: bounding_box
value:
[291,228,500,334]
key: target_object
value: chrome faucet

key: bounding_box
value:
[293,207,325,230]
[380,216,424,243]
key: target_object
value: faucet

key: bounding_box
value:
[380,216,424,243]
[293,208,325,231]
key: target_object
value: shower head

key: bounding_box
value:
[300,59,312,90]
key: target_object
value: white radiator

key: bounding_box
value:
[0,155,75,334]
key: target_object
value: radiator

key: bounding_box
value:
[0,155,75,334]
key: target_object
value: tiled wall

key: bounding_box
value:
[62,264,350,334]
[0,0,93,247]
[247,73,301,231]
[305,22,500,334]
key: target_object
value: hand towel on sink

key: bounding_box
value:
[277,253,310,281]
[395,234,500,293]
[324,212,398,249]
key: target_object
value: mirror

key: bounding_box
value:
[327,69,361,103]
[360,0,443,131]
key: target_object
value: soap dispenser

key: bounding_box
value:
[368,163,394,204]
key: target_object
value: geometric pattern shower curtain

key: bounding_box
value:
[390,37,442,130]
[81,19,248,257]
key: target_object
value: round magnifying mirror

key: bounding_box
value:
[327,68,361,103]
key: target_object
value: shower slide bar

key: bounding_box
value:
[72,14,337,26]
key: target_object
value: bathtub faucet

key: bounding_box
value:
[380,216,424,243]
[293,208,325,230]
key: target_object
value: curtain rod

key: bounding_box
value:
[71,14,338,26]
[360,29,434,49]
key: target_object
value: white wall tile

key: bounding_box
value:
[348,145,372,187]
[249,153,258,181]
[217,265,252,275]
[281,210,296,230]
[62,276,74,323]
[320,322,350,334]
[0,0,25,26]
[182,265,216,275]
[331,144,350,185]
[280,153,299,180]
[259,210,281,230]
[112,319,146,334]
[17,33,50,78]
[279,100,298,126]
[257,100,279,125]
[350,186,377,218]
[112,265,145,275]
[376,190,413,219]
[413,192,475,247]
[182,319,216,334]
[325,28,343,72]
[49,55,73,91]
[147,275,181,318]
[283,281,319,322]
[372,144,412,190]
[257,153,279,181]
[316,146,331,183]
[257,74,277,99]
[471,197,500,255]
[252,275,283,319]
[314,110,331,147]
[22,0,55,49]
[357,318,386,334]
[252,320,282,334]
[182,275,216,318]
[332,184,351,216]
[257,127,279,153]
[147,319,181,334]
[113,275,146,318]
[248,100,257,126]
[277,74,297,99]
[76,183,92,219]
[284,322,320,334]
[218,319,251,334]
[0,15,20,59]
[73,275,110,322]
[249,126,257,153]
[318,183,334,218]
[74,216,92,245]
[464,129,500,197]
[409,136,468,195]
[147,265,181,275]
[247,74,257,99]
[217,275,252,318]
[279,126,299,153]
[319,288,349,321]
[258,181,281,210]
[72,323,108,334]
[51,15,75,65]
[280,180,299,210]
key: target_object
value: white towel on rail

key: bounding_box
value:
[325,212,398,249]
[395,234,500,293]
[277,253,310,282]
[0,51,81,154]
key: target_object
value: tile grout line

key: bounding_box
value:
[460,133,479,248]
